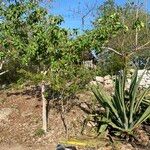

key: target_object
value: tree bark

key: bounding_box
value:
[0,61,8,76]
[41,82,47,132]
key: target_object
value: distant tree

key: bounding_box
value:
[94,0,150,73]
[76,0,149,74]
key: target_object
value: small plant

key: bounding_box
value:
[91,69,150,138]
[34,128,45,137]
[0,98,6,104]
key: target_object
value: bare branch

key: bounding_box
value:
[101,47,123,56]
[70,0,98,29]
[0,61,5,70]
[129,41,150,57]
[0,61,8,76]
[136,41,150,51]
[135,4,139,51]
[0,70,8,76]
[81,1,98,28]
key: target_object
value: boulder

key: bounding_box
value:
[139,80,146,86]
[89,81,97,85]
[147,80,150,85]
[83,60,94,68]
[104,75,111,80]
[95,76,104,83]
[127,78,131,84]
[105,79,113,84]
[104,84,113,90]
[138,69,145,76]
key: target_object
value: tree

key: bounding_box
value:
[0,0,68,132]
[73,0,150,75]
[0,52,8,76]
[93,0,150,73]
[0,0,93,133]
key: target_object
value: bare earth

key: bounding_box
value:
[0,88,93,150]
[0,88,149,150]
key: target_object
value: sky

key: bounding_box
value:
[48,0,150,30]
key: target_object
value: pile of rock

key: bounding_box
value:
[138,70,150,88]
[95,75,114,90]
[127,69,150,89]
[90,69,150,90]
[90,75,114,92]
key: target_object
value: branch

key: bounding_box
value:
[101,40,150,57]
[70,0,98,29]
[129,41,150,57]
[0,61,8,76]
[135,41,150,51]
[101,47,123,56]
[0,61,5,70]
[81,1,97,27]
[135,4,139,51]
[0,70,8,76]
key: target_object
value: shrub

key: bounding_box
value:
[91,69,150,136]
[34,128,45,137]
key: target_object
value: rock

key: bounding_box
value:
[56,144,77,150]
[134,127,149,146]
[83,60,95,68]
[129,69,134,74]
[98,146,112,150]
[21,110,33,117]
[0,108,13,121]
[89,81,98,86]
[147,80,150,85]
[104,84,113,90]
[87,121,96,127]
[1,84,6,89]
[104,75,111,80]
[105,79,113,84]
[144,84,150,88]
[139,81,146,86]
[80,102,89,111]
[125,84,130,90]
[127,79,131,84]
[95,76,104,83]
[143,124,150,134]
[138,70,146,76]
[120,143,133,150]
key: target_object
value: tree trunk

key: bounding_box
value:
[0,61,8,76]
[41,82,47,132]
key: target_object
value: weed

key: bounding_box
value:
[34,128,45,137]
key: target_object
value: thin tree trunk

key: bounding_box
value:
[0,61,8,76]
[135,3,139,51]
[41,82,47,132]
[60,104,68,136]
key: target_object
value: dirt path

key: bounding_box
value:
[0,144,55,150]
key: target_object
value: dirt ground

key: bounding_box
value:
[0,87,96,150]
[0,87,149,150]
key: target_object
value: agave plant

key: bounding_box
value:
[91,69,150,135]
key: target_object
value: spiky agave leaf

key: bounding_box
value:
[91,69,150,135]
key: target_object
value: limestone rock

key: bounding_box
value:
[95,76,104,83]
[104,75,111,80]
[0,108,13,121]
[104,84,113,90]
[105,79,113,84]
[120,143,134,150]
[89,81,97,85]
[139,80,146,86]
